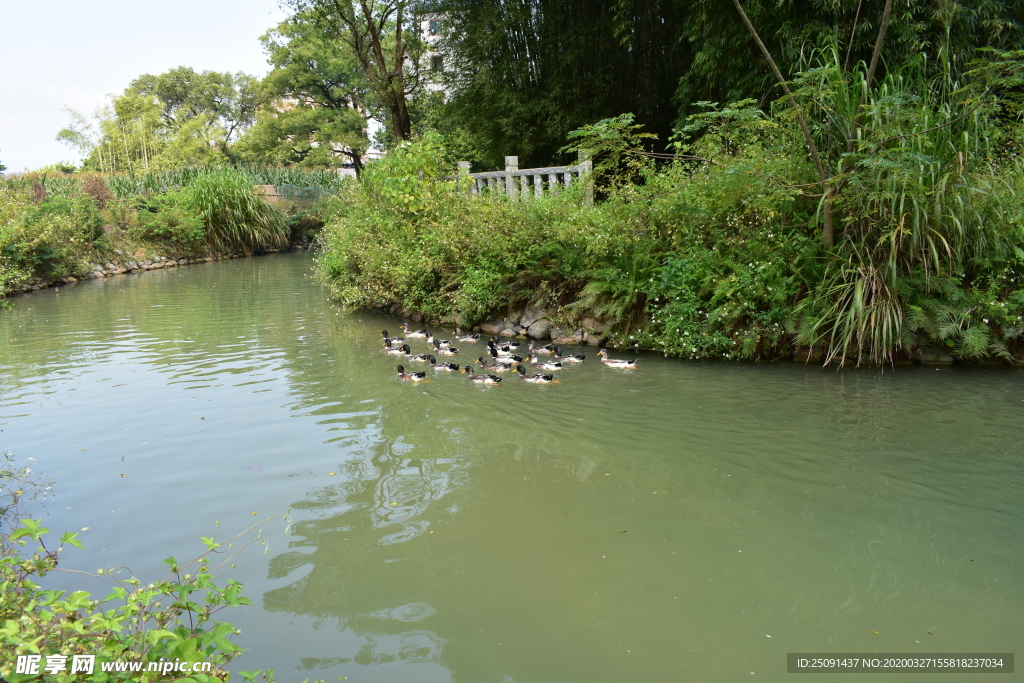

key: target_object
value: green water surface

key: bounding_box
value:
[1,252,1021,682]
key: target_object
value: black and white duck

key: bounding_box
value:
[463,366,502,384]
[597,348,636,368]
[529,355,563,371]
[381,330,405,345]
[488,347,523,366]
[528,341,557,355]
[489,338,522,352]
[432,339,459,356]
[404,346,434,362]
[426,333,452,348]
[477,356,512,372]
[554,347,586,363]
[516,364,554,383]
[396,365,427,381]
[428,355,460,371]
[402,322,429,338]
[383,341,409,355]
[455,328,481,342]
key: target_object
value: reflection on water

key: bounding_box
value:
[1,253,1022,683]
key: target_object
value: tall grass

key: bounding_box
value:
[179,169,287,255]
[106,165,344,199]
[791,54,1019,364]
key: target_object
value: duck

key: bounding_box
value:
[432,339,459,356]
[463,366,502,384]
[488,347,523,366]
[428,355,460,371]
[529,355,563,371]
[489,337,522,352]
[402,322,428,338]
[426,333,452,348]
[396,365,427,381]
[554,347,586,363]
[381,329,405,345]
[516,364,554,383]
[404,346,434,362]
[528,341,557,355]
[597,348,636,368]
[477,356,512,372]
[383,341,409,355]
[455,328,481,342]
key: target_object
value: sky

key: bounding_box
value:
[0,0,288,172]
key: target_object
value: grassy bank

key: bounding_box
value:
[1,166,339,301]
[317,92,1024,366]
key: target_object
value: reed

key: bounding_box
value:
[179,168,288,255]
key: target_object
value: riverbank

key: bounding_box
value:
[1,166,334,303]
[7,242,313,296]
[316,135,1024,368]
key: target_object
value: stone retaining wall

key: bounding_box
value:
[372,301,611,346]
[10,244,311,295]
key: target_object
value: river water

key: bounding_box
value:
[1,252,1021,682]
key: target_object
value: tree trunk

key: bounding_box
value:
[732,0,835,248]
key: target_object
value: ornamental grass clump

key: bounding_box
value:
[180,168,287,255]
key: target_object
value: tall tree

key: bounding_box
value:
[236,13,371,172]
[126,67,262,157]
[428,0,690,167]
[58,67,262,171]
[284,0,425,142]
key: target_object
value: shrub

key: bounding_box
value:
[179,169,287,255]
[136,192,206,254]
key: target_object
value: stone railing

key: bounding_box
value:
[457,152,593,205]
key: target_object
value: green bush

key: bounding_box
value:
[179,169,287,255]
[0,452,279,683]
[136,192,206,254]
[2,196,103,282]
[318,134,605,325]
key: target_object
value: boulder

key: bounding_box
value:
[584,334,606,346]
[581,317,606,333]
[520,304,546,329]
[479,321,503,335]
[550,327,584,345]
[915,347,954,366]
[527,319,551,339]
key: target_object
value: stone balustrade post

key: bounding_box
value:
[505,156,518,200]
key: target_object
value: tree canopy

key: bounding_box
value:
[235,14,371,172]
[57,67,261,172]
[428,0,1022,167]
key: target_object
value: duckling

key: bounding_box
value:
[381,329,405,345]
[463,366,502,384]
[516,364,554,384]
[428,355,460,371]
[477,356,512,372]
[426,333,453,348]
[396,365,427,381]
[554,347,586,363]
[455,328,481,342]
[383,340,408,355]
[432,339,459,356]
[597,348,636,368]
[529,355,563,371]
[488,347,523,366]
[402,322,428,338]
[528,341,557,355]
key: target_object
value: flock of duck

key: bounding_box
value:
[383,322,637,385]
